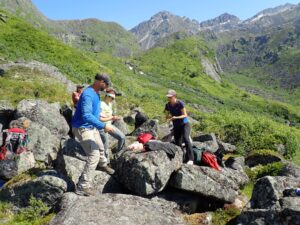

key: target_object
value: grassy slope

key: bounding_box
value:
[0,63,70,105]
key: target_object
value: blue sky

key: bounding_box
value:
[32,0,299,30]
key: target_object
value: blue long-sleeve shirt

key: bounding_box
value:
[71,86,106,130]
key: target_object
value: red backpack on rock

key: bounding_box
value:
[0,128,29,160]
[201,151,221,172]
[137,133,154,144]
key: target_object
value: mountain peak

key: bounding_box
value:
[199,13,240,33]
[130,12,200,50]
[244,3,297,24]
[151,11,174,19]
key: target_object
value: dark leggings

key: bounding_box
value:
[173,123,194,162]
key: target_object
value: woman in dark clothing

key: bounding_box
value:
[164,89,194,165]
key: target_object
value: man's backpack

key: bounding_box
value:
[0,128,29,160]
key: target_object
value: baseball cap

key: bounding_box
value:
[166,89,176,97]
[95,73,111,86]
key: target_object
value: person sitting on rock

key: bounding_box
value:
[99,88,125,163]
[72,84,84,108]
[164,89,194,165]
[0,118,30,160]
[71,73,115,196]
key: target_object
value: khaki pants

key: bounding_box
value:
[72,127,107,188]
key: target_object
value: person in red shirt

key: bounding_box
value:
[72,85,84,108]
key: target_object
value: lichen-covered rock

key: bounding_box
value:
[115,144,183,196]
[0,174,68,209]
[251,176,300,209]
[16,99,69,138]
[131,119,158,137]
[26,121,60,162]
[279,162,300,179]
[192,133,219,153]
[55,154,122,193]
[16,151,35,174]
[49,193,187,225]
[169,165,238,203]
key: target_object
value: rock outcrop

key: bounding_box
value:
[169,165,247,203]
[115,145,183,195]
[50,193,187,225]
[16,100,69,138]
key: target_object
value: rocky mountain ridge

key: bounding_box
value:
[131,3,300,49]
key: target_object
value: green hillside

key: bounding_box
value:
[0,9,299,163]
[0,0,140,57]
[53,19,140,57]
[211,24,300,105]
[0,10,101,81]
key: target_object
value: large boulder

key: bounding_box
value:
[49,193,187,225]
[115,144,183,196]
[131,119,158,137]
[157,123,173,142]
[16,151,35,174]
[245,153,282,167]
[112,118,128,135]
[60,104,73,137]
[60,138,86,161]
[15,100,69,138]
[55,154,122,193]
[221,167,249,188]
[236,209,283,225]
[224,156,245,171]
[169,165,238,203]
[152,188,203,214]
[278,162,300,179]
[236,198,300,225]
[0,160,17,179]
[217,141,237,154]
[0,151,35,180]
[0,100,14,132]
[134,111,149,128]
[251,176,300,209]
[26,121,60,163]
[192,133,219,153]
[0,173,68,209]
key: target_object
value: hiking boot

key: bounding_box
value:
[99,165,115,175]
[75,185,97,196]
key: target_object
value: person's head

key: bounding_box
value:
[76,85,84,93]
[8,118,30,130]
[104,88,116,103]
[166,89,177,104]
[22,119,31,130]
[94,73,111,91]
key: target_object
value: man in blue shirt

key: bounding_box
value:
[72,73,114,196]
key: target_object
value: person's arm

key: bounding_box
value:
[81,95,106,130]
[100,115,113,122]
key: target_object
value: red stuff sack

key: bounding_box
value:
[201,151,221,172]
[137,133,154,144]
